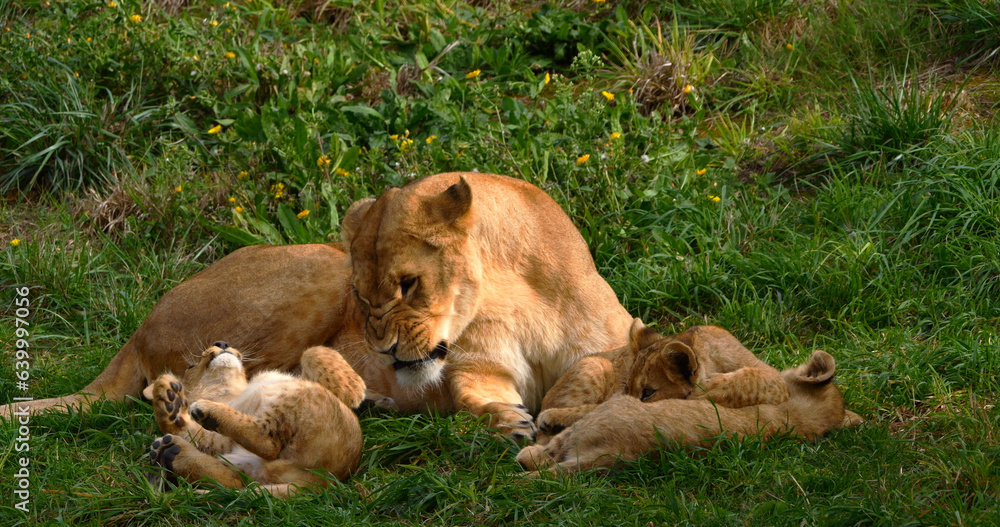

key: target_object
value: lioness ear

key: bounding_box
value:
[628,318,662,352]
[424,176,473,226]
[341,197,375,249]
[662,341,699,381]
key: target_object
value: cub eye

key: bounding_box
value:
[400,276,418,296]
[640,387,656,401]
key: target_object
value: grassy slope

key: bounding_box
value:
[1,0,999,525]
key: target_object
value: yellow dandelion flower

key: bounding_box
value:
[465,69,481,80]
[317,155,331,167]
[237,170,248,179]
[335,168,351,177]
[708,195,721,202]
[594,0,606,3]
[175,185,183,193]
[225,51,236,59]
[208,124,222,134]
[389,134,399,141]
[271,183,285,199]
[601,91,615,101]
[228,197,236,203]
[544,72,550,85]
[130,14,141,23]
[234,206,244,213]
[786,43,794,51]
[399,138,414,152]
[683,85,694,94]
[296,210,310,219]
[107,1,116,7]
[696,168,707,176]
[609,132,622,140]
[87,37,92,42]
[426,135,438,145]
[225,2,231,7]
[210,20,219,27]
[576,154,590,166]
[10,239,20,247]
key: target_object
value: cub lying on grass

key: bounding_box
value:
[144,343,365,497]
[517,349,857,476]
[535,320,789,444]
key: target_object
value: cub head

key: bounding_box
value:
[623,320,700,403]
[341,176,480,387]
[160,341,248,402]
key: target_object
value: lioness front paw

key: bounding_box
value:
[189,400,221,432]
[149,374,189,434]
[485,402,537,443]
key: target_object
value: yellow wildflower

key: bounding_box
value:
[609,132,622,140]
[399,138,414,152]
[10,239,20,247]
[228,197,236,203]
[576,154,590,166]
[317,155,331,168]
[708,195,721,203]
[234,206,244,213]
[271,182,285,198]
[544,72,550,85]
[208,124,222,134]
[210,20,219,27]
[601,91,615,101]
[426,135,438,145]
[130,14,141,23]
[594,0,606,3]
[107,1,116,7]
[87,37,92,42]
[237,170,248,179]
[225,51,236,59]
[465,69,481,80]
[296,210,310,219]
[175,185,183,193]
[389,134,399,141]
[786,43,794,51]
[683,84,694,94]
[335,168,351,177]
[696,168,707,176]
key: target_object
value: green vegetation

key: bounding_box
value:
[2,0,998,524]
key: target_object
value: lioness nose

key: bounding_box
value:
[213,341,229,350]
[379,342,398,357]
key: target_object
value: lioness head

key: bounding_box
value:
[183,341,248,401]
[623,320,699,402]
[341,175,480,387]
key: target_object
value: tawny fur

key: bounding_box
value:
[517,350,858,476]
[1,173,633,441]
[535,321,788,444]
[145,344,365,497]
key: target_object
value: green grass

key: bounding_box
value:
[2,0,999,525]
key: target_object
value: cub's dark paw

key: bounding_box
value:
[189,401,220,431]
[148,434,181,487]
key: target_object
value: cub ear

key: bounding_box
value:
[341,197,376,249]
[660,340,699,382]
[142,383,155,400]
[423,176,473,226]
[793,350,836,384]
[628,318,663,352]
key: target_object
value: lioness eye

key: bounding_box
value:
[640,387,656,401]
[400,276,418,296]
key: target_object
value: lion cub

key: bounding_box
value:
[144,342,366,497]
[535,320,788,443]
[518,349,852,476]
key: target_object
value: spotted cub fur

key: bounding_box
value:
[535,320,788,443]
[143,342,365,496]
[518,350,857,476]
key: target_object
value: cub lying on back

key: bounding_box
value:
[144,343,365,497]
[517,349,852,476]
[535,320,789,443]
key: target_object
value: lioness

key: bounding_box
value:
[2,173,632,440]
[535,321,789,444]
[517,349,851,476]
[146,343,364,496]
